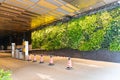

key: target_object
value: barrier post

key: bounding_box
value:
[11,43,15,58]
[23,41,29,60]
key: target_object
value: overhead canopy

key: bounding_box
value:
[0,0,119,33]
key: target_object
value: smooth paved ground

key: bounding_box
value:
[0,53,120,80]
[11,55,120,80]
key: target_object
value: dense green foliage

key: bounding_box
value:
[32,7,120,51]
[0,69,12,80]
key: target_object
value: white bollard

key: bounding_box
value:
[23,41,29,60]
[15,49,19,59]
[11,43,15,58]
[19,51,24,59]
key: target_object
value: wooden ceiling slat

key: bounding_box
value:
[17,15,31,20]
[0,0,118,34]
[22,11,39,17]
[1,3,25,12]
[9,20,29,26]
[0,13,14,18]
[0,3,32,32]
[0,7,22,14]
[0,6,32,20]
[0,10,19,17]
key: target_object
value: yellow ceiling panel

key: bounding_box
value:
[38,0,58,10]
[46,12,59,18]
[28,5,50,15]
[52,10,64,16]
[54,0,64,6]
[66,4,79,11]
[75,0,101,9]
[31,15,56,28]
[61,5,75,13]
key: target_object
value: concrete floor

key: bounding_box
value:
[12,55,120,80]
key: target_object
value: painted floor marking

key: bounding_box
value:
[37,73,54,80]
[74,62,103,68]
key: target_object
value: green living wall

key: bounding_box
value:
[32,7,120,51]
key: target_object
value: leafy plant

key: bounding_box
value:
[32,7,120,51]
[109,16,120,51]
[0,69,12,80]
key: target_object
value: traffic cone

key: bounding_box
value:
[66,57,73,70]
[27,54,32,61]
[39,55,44,63]
[49,55,54,65]
[33,54,37,62]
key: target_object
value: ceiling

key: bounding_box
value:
[0,0,119,35]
